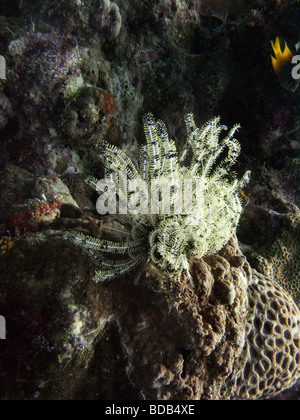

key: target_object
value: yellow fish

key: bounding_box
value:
[271,36,293,74]
[0,236,14,255]
[270,36,299,92]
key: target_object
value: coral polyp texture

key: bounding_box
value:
[231,271,300,400]
[65,113,251,282]
[110,237,300,400]
[254,202,300,307]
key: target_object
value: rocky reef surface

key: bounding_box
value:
[0,0,300,400]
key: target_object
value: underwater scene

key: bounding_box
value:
[0,0,299,401]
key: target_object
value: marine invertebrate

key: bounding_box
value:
[230,270,300,400]
[112,236,251,400]
[8,32,85,88]
[253,202,300,307]
[5,197,61,235]
[63,114,300,400]
[95,88,116,116]
[65,113,250,282]
[110,237,300,400]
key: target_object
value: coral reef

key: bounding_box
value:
[112,236,251,400]
[251,202,300,306]
[0,91,13,129]
[109,236,300,400]
[0,0,300,401]
[92,0,122,39]
[0,234,117,400]
[232,270,300,399]
[62,113,300,399]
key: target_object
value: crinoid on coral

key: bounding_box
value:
[64,113,251,282]
[64,113,300,400]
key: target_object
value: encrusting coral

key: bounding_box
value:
[92,0,122,39]
[63,113,300,399]
[112,236,251,400]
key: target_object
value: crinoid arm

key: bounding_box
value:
[64,231,148,281]
[94,253,146,282]
[95,140,139,181]
[64,231,146,254]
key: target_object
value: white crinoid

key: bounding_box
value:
[64,113,251,282]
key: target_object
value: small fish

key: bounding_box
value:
[270,36,299,92]
[0,236,14,255]
[271,37,293,74]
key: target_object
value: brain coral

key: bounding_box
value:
[253,202,300,307]
[231,270,300,399]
